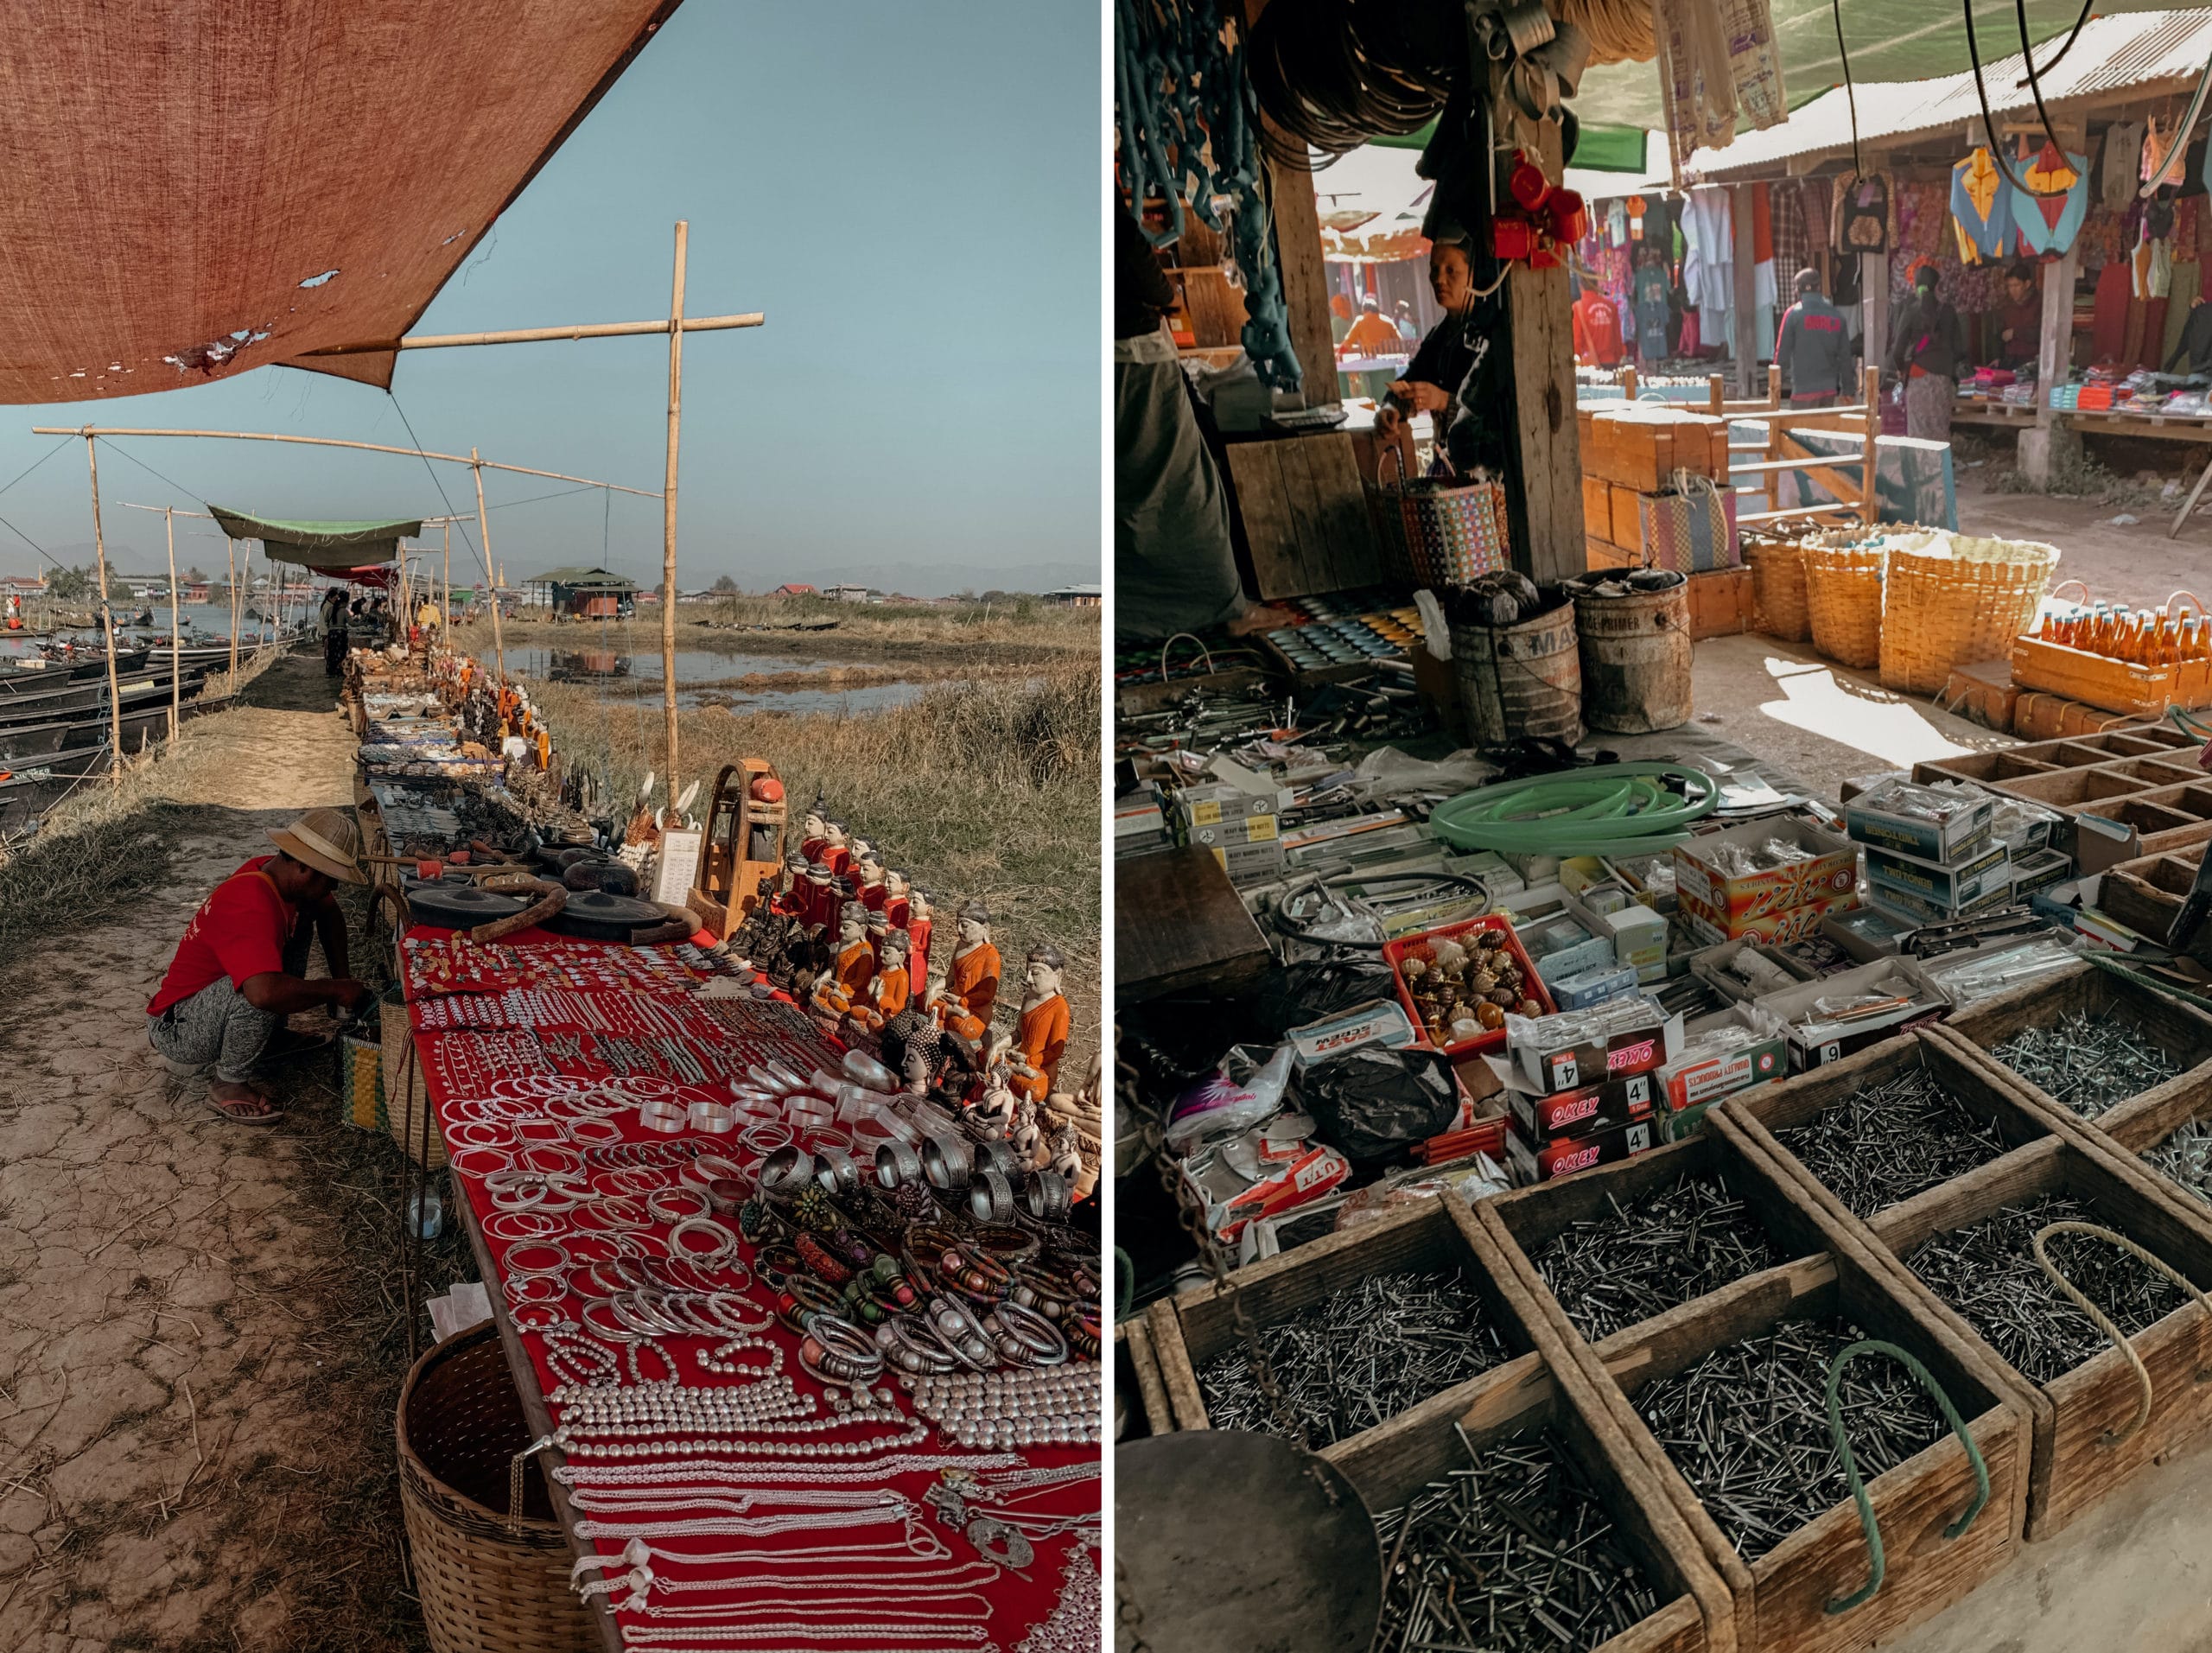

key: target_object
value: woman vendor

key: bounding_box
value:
[1370,226,1507,474]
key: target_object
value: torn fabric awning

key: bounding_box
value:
[0,1,682,404]
[208,506,423,569]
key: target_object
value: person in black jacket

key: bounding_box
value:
[1774,269,1853,405]
[1888,262,1966,441]
[2165,296,2212,378]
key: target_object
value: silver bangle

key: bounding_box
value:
[687,1100,734,1134]
[968,1168,1014,1224]
[972,1137,1020,1180]
[921,1128,973,1192]
[668,1216,740,1268]
[757,1145,818,1203]
[814,1146,861,1196]
[637,1098,687,1135]
[1025,1169,1072,1224]
[874,1140,924,1190]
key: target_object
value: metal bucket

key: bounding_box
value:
[1450,601,1583,747]
[1573,581,1694,734]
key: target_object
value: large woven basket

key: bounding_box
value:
[1803,545,1887,669]
[382,1001,446,1169]
[1743,537,1811,642]
[1878,535,2059,695]
[398,1322,595,1653]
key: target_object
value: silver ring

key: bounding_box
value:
[637,1098,687,1134]
[874,1140,924,1190]
[814,1146,861,1196]
[968,1167,1014,1224]
[972,1137,1019,1179]
[1025,1169,1071,1224]
[921,1128,973,1192]
[757,1146,818,1203]
[668,1216,741,1268]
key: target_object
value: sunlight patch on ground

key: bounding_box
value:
[1755,653,1974,769]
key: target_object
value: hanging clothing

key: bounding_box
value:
[1683,188,1735,344]
[1834,168,1894,255]
[1950,149,2014,264]
[1573,289,1624,366]
[1633,262,1672,365]
[2092,259,2133,361]
[2010,145,2089,259]
[1771,181,1812,280]
[2165,301,2212,376]
[2103,122,2145,212]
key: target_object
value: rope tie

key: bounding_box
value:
[2031,1219,2212,1446]
[1822,1338,1990,1615]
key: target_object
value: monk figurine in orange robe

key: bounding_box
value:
[884,869,912,930]
[938,900,1000,1043]
[1007,943,1071,1103]
[770,851,811,919]
[810,902,875,1020]
[851,929,912,1034]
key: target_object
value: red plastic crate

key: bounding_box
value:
[1382,912,1556,1058]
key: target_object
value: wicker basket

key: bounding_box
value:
[381,1000,446,1169]
[1878,535,2059,695]
[398,1322,595,1653]
[1803,545,1887,669]
[1743,537,1811,641]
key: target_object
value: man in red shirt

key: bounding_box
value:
[147,807,372,1124]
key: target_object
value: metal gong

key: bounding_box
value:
[1115,1431,1381,1653]
[404,880,526,929]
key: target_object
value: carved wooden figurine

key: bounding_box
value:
[941,900,1001,1043]
[810,901,875,1019]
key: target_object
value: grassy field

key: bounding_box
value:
[451,592,1099,666]
[529,648,1103,1073]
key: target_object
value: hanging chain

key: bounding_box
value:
[1118,1035,1307,1448]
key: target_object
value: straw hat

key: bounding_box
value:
[266,807,368,886]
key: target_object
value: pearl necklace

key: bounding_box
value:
[619,1630,990,1650]
[555,1453,1020,1487]
[575,1502,912,1539]
[558,1423,929,1459]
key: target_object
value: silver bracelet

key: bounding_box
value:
[967,1168,1014,1224]
[920,1129,973,1192]
[874,1140,924,1190]
[1024,1169,1072,1224]
[813,1146,861,1196]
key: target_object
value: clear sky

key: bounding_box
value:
[0,2,1101,599]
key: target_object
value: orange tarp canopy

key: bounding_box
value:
[0,0,681,404]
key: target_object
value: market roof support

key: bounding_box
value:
[164,507,180,743]
[1731,183,1758,399]
[2025,119,2085,492]
[470,451,506,684]
[80,438,124,778]
[1497,83,1582,584]
[662,220,687,817]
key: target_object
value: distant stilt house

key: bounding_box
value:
[1045,583,1102,607]
[518,566,639,620]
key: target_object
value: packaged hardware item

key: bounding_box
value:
[1845,776,1996,861]
[1506,1113,1657,1183]
[1864,841,2012,910]
[1504,995,1669,1094]
[1654,1004,1789,1116]
[1757,957,1950,1070]
[1919,937,2081,1008]
[1674,819,1857,929]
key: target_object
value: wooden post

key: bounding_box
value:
[1862,249,1890,406]
[163,507,180,745]
[662,219,688,817]
[442,521,451,639]
[1497,104,1583,584]
[226,537,238,679]
[1731,183,1758,397]
[80,437,124,778]
[1860,364,1881,525]
[1620,364,1639,399]
[2025,124,2084,488]
[471,451,506,683]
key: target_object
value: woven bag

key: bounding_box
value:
[1387,454,1512,588]
[1878,535,2060,695]
[1803,544,1887,669]
[1364,447,1418,588]
[397,1323,595,1653]
[381,1000,446,1169]
[1637,473,1740,573]
[1743,537,1811,641]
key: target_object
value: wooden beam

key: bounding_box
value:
[662,220,689,817]
[31,426,660,498]
[1863,250,1890,407]
[1498,103,1582,584]
[81,438,124,778]
[298,312,761,356]
[1241,0,1336,409]
[1860,364,1881,525]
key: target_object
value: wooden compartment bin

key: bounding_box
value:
[1348,1334,1739,1653]
[1147,1193,1742,1653]
[1115,1317,1174,1441]
[1936,960,2212,1138]
[1484,1199,2028,1653]
[1844,1132,2212,1541]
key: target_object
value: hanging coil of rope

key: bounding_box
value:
[1244,0,1460,165]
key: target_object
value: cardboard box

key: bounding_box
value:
[1209,838,1287,883]
[1844,781,1995,862]
[1505,1067,1658,1144]
[1548,961,1642,1009]
[1524,913,1617,982]
[1822,904,1918,962]
[1506,1114,1658,1183]
[1197,1143,1352,1243]
[1672,818,1859,927]
[1654,1003,1789,1115]
[2011,846,2073,900]
[1864,841,2012,909]
[1690,936,1815,1001]
[1507,996,1669,1094]
[1754,957,1951,1071]
[1861,880,2014,929]
[1676,886,1859,944]
[1286,998,1420,1067]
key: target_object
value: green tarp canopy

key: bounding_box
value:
[207,505,423,570]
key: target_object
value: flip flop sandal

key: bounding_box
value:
[265,1028,339,1063]
[207,1093,284,1127]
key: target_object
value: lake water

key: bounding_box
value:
[508,646,929,715]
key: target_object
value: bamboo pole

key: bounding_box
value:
[442,522,451,639]
[226,537,238,678]
[662,219,688,818]
[471,452,506,683]
[297,312,763,355]
[80,438,124,779]
[30,426,661,499]
[164,508,180,743]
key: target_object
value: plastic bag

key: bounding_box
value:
[1237,959,1401,1039]
[1164,1044,1294,1154]
[1333,1154,1511,1230]
[1293,1046,1460,1162]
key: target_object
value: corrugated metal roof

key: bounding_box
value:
[1684,9,2212,182]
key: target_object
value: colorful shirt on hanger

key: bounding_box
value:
[1951,149,2014,264]
[1834,169,1892,254]
[2010,144,2088,259]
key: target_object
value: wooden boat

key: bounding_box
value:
[0,741,111,817]
[0,718,74,759]
[0,668,207,725]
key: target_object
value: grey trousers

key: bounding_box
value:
[149,976,280,1084]
[147,919,315,1084]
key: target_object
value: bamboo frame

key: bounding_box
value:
[298,311,761,355]
[80,438,124,776]
[119,502,185,742]
[471,452,506,683]
[662,220,687,817]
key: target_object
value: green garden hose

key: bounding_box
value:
[1429,763,1722,856]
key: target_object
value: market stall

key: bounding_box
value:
[344,636,1103,1651]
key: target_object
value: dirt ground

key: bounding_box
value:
[0,654,466,1653]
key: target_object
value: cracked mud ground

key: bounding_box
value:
[0,654,470,1651]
